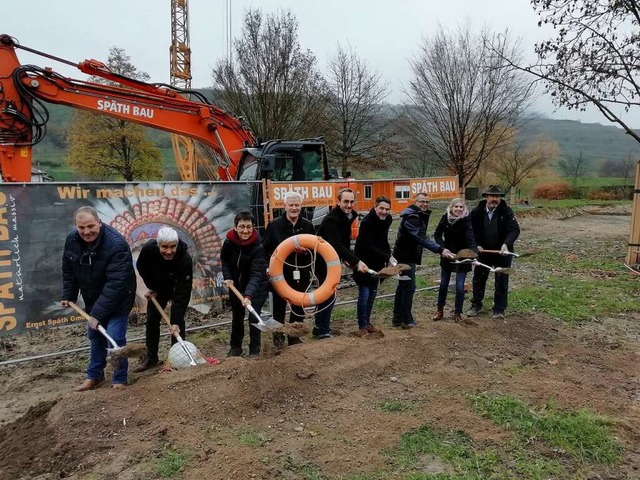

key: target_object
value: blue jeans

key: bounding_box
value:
[313,294,335,336]
[357,284,378,329]
[437,268,468,313]
[87,314,128,385]
[393,263,416,325]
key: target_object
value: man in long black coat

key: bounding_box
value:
[467,185,520,319]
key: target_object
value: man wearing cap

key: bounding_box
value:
[467,185,520,319]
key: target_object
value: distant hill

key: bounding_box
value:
[521,117,640,163]
[29,103,640,181]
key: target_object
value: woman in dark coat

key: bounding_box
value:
[433,198,476,323]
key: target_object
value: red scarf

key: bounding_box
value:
[226,229,258,246]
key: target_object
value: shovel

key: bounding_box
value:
[453,248,478,260]
[368,263,411,280]
[472,259,513,275]
[149,296,197,367]
[480,248,541,258]
[227,284,283,332]
[68,301,146,358]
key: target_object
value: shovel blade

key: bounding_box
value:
[251,317,283,332]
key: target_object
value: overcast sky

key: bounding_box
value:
[5,0,638,128]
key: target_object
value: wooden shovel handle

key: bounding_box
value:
[68,301,91,321]
[149,295,174,329]
[227,283,247,303]
[480,250,505,254]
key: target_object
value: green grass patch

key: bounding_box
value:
[374,299,394,312]
[376,400,412,412]
[510,275,640,321]
[284,453,325,479]
[470,394,622,465]
[236,428,269,447]
[331,306,356,321]
[394,426,500,477]
[155,450,186,478]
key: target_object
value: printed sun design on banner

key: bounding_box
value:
[93,184,235,312]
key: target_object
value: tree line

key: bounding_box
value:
[64,3,640,200]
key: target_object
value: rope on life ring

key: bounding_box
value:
[269,234,341,307]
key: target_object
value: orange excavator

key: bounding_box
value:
[0,34,329,184]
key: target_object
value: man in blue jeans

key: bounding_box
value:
[61,206,136,391]
[314,188,369,338]
[353,196,394,336]
[392,193,454,328]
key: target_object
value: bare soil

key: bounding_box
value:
[0,205,639,480]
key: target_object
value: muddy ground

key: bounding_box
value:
[0,205,638,479]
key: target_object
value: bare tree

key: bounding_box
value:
[557,151,588,185]
[493,135,560,204]
[403,25,533,189]
[622,152,636,184]
[212,9,327,140]
[497,1,640,143]
[324,44,393,175]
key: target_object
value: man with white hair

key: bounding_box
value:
[135,226,193,371]
[263,191,315,353]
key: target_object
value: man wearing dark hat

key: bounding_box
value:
[467,185,520,319]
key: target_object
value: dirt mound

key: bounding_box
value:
[1,311,639,479]
[0,211,639,479]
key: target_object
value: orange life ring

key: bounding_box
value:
[269,234,341,308]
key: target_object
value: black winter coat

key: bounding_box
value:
[62,224,136,323]
[434,214,476,272]
[469,200,520,251]
[263,215,315,288]
[136,239,193,322]
[393,205,443,264]
[220,230,268,301]
[316,206,359,281]
[353,208,392,287]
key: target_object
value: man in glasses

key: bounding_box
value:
[61,206,136,391]
[392,193,454,329]
[134,226,193,372]
[313,188,369,339]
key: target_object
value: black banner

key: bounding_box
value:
[0,181,257,336]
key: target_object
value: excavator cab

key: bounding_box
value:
[236,138,329,232]
[236,139,328,182]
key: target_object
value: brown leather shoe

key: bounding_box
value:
[111,383,127,390]
[355,328,369,337]
[75,379,104,392]
[453,312,462,323]
[432,308,444,321]
[366,324,381,333]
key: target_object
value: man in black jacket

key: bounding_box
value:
[314,188,369,338]
[353,196,393,336]
[392,193,454,328]
[61,206,136,391]
[263,191,314,353]
[467,185,520,319]
[221,211,269,357]
[135,226,193,371]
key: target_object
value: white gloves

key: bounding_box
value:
[389,256,398,267]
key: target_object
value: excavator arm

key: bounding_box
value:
[0,34,256,182]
